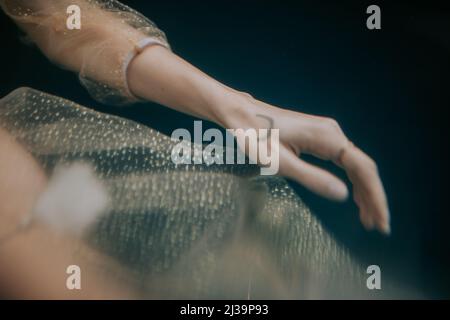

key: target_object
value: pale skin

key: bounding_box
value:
[127,45,390,234]
[3,0,389,233]
[0,128,136,299]
[0,48,389,298]
[0,1,389,298]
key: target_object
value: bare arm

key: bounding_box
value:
[1,0,389,233]
[128,46,390,234]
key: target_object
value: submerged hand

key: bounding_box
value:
[128,46,389,235]
[223,92,390,235]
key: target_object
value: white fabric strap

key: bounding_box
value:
[122,38,168,101]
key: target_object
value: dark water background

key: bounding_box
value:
[1,0,449,298]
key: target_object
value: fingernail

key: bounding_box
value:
[380,222,391,235]
[366,216,375,230]
[328,183,348,201]
[382,209,391,235]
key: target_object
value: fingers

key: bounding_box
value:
[340,145,390,234]
[280,147,349,201]
[354,188,375,230]
[298,116,390,234]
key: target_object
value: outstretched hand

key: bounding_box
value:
[127,46,389,234]
[225,92,390,235]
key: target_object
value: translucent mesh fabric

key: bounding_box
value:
[0,0,170,105]
[0,88,365,298]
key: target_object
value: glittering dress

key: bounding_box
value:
[0,0,364,298]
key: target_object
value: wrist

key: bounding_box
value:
[209,89,259,129]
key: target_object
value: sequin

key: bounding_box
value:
[0,88,364,298]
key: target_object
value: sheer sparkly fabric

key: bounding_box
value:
[1,0,365,298]
[0,0,170,105]
[0,88,364,298]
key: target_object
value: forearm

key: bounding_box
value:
[127,45,253,128]
[2,0,256,116]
